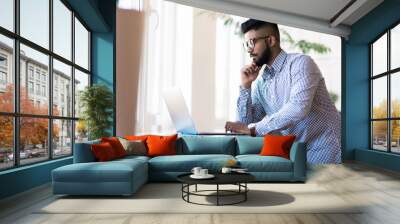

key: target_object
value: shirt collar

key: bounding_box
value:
[262,50,287,80]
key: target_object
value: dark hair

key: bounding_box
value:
[241,19,280,40]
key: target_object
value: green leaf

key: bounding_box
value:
[79,84,114,140]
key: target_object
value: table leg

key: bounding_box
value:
[245,183,247,201]
[187,184,190,202]
[195,184,197,192]
[217,184,219,206]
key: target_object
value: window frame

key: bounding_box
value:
[370,21,400,154]
[0,0,92,171]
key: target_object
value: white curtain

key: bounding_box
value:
[214,16,249,125]
[135,0,251,134]
[136,0,193,134]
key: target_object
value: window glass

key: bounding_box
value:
[391,72,400,118]
[53,119,72,158]
[391,120,400,153]
[0,116,14,170]
[0,35,14,113]
[372,121,388,151]
[0,0,14,31]
[20,44,49,115]
[74,18,89,70]
[53,59,72,117]
[20,117,49,165]
[0,0,92,168]
[74,69,89,118]
[391,24,400,70]
[20,0,49,49]
[53,0,72,60]
[75,120,88,143]
[372,77,387,119]
[372,34,387,76]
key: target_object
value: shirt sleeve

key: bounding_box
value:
[236,83,266,125]
[254,56,321,135]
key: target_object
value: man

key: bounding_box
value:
[225,19,341,164]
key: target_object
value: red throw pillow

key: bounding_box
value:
[259,135,296,159]
[146,134,178,157]
[91,142,118,161]
[101,137,127,158]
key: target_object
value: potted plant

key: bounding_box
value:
[79,84,113,140]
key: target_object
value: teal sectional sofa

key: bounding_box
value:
[52,135,306,196]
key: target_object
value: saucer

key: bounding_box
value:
[190,174,215,179]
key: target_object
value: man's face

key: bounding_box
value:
[244,29,271,67]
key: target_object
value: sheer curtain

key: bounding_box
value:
[136,0,193,134]
[214,15,249,127]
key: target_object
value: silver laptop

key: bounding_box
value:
[162,88,243,135]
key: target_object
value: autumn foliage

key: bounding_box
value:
[372,99,400,142]
[0,85,59,150]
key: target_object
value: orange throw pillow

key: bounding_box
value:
[101,137,127,158]
[125,135,149,141]
[146,134,178,157]
[91,142,117,161]
[259,135,296,159]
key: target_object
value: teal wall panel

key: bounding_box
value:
[343,44,369,159]
[91,0,116,135]
[355,149,400,172]
[92,33,114,88]
[345,0,400,171]
[0,158,72,199]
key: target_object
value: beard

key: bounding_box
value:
[253,44,272,67]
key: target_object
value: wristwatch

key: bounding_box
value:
[247,123,257,137]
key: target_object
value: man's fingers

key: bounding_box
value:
[249,67,255,74]
[225,121,239,133]
[225,122,232,132]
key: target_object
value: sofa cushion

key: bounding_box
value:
[73,139,100,163]
[178,135,236,155]
[101,137,127,158]
[148,154,235,172]
[115,155,150,163]
[260,135,296,159]
[52,158,147,183]
[125,135,149,141]
[91,142,118,161]
[236,155,293,172]
[118,137,147,156]
[235,136,264,155]
[147,134,178,157]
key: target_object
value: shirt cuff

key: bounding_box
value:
[247,123,256,129]
[254,119,272,136]
[239,86,251,95]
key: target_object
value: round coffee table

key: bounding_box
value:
[177,173,255,206]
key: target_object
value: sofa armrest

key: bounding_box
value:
[289,142,306,181]
[73,140,100,163]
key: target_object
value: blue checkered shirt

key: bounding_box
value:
[237,50,341,164]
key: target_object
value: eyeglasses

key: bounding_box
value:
[243,36,269,50]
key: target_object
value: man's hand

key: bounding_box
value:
[241,62,260,89]
[225,121,251,135]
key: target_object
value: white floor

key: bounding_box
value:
[1,162,400,224]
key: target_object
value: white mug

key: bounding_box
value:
[191,167,202,176]
[221,167,232,174]
[200,169,208,176]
